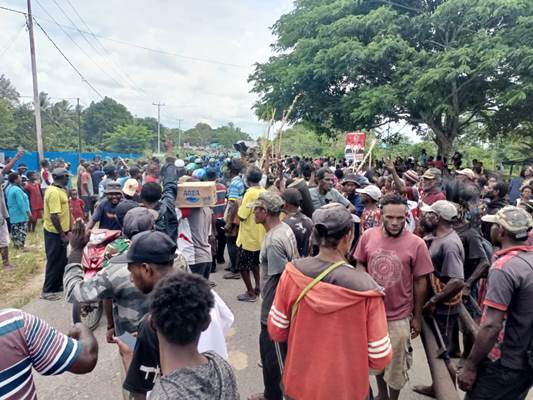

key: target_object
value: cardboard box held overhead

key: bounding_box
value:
[176,181,217,208]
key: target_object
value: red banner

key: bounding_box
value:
[345,131,366,162]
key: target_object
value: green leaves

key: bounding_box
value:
[251,0,533,154]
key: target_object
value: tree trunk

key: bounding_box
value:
[434,132,453,158]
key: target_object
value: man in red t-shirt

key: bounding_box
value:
[421,168,446,205]
[354,194,434,400]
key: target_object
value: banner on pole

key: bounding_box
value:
[345,131,366,163]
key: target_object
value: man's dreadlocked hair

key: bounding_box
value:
[444,179,480,221]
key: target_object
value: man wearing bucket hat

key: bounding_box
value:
[87,181,123,231]
[357,185,382,235]
[421,168,446,205]
[249,191,298,400]
[41,167,72,300]
[459,206,533,399]
[414,200,465,397]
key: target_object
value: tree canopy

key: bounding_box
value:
[250,0,533,155]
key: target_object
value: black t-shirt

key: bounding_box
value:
[455,224,488,280]
[123,316,159,394]
[283,211,314,257]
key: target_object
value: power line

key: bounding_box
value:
[63,0,141,90]
[34,0,126,89]
[49,0,139,92]
[0,5,250,69]
[33,19,104,99]
[0,5,26,15]
[0,22,26,57]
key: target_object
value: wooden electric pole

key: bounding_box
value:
[152,102,165,154]
[26,0,44,162]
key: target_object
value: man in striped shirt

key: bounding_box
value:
[0,308,98,399]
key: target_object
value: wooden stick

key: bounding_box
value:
[276,94,302,157]
[355,139,377,174]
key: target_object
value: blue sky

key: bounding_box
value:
[0,0,295,137]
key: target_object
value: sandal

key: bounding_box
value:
[237,292,257,302]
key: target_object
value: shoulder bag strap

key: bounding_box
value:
[290,261,347,321]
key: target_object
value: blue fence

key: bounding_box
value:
[0,150,143,175]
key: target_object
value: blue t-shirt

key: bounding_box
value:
[92,198,121,230]
[5,184,30,223]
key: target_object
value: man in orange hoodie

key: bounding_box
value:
[268,203,392,400]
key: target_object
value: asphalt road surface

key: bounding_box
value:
[22,262,530,400]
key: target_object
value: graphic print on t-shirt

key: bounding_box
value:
[368,248,403,288]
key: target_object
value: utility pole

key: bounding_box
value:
[177,118,183,148]
[77,97,81,162]
[152,102,165,154]
[27,0,44,161]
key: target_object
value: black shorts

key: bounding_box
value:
[236,248,260,271]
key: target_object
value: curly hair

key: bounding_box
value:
[150,272,214,346]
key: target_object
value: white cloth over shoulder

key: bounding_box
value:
[198,290,234,360]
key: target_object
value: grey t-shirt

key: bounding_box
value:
[188,207,213,265]
[484,248,533,370]
[309,187,351,211]
[149,351,239,400]
[427,230,465,314]
[260,222,299,324]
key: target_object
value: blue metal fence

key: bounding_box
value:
[0,150,143,174]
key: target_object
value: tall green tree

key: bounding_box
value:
[0,99,16,148]
[82,97,133,147]
[0,74,19,106]
[213,122,252,148]
[250,0,533,155]
[183,123,215,146]
[102,123,153,153]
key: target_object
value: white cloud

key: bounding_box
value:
[0,0,295,137]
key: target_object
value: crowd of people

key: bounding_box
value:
[0,147,532,400]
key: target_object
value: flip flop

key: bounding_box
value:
[237,292,257,302]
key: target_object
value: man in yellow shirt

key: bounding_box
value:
[42,168,71,300]
[236,166,266,302]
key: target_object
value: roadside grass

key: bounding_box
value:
[0,221,46,308]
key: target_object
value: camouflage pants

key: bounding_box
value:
[10,222,27,248]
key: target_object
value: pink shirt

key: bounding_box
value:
[354,227,434,320]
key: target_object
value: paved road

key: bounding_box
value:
[23,263,529,400]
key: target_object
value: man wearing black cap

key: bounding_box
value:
[41,168,71,300]
[87,181,123,231]
[341,173,366,217]
[114,231,229,399]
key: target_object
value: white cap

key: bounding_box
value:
[356,185,382,201]
[174,159,185,168]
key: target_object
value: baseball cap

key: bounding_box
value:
[342,174,359,185]
[104,181,123,194]
[422,168,441,180]
[421,200,458,222]
[481,206,533,239]
[456,168,476,180]
[122,207,155,239]
[313,203,358,235]
[122,178,139,197]
[110,230,176,264]
[252,191,284,213]
[356,185,382,201]
[355,175,370,187]
[52,167,68,177]
[103,165,116,175]
[174,159,185,168]
[403,170,419,184]
[115,200,141,227]
[281,188,302,207]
